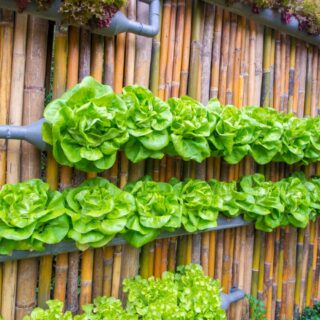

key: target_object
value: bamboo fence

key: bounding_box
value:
[0,1,319,319]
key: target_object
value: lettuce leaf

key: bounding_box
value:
[43,76,128,172]
[123,177,182,247]
[64,177,135,250]
[122,85,172,163]
[0,179,67,254]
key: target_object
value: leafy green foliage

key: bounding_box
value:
[300,301,320,320]
[167,96,215,162]
[171,178,218,232]
[23,300,73,320]
[0,179,68,254]
[44,77,320,173]
[43,77,128,172]
[74,297,135,320]
[1,173,320,254]
[122,85,172,163]
[123,177,182,247]
[65,177,135,250]
[123,264,226,319]
[21,265,225,320]
[246,294,267,320]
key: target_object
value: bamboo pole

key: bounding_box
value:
[108,8,127,298]
[133,0,153,280]
[119,1,143,301]
[64,26,80,315]
[153,0,172,278]
[0,9,15,320]
[101,33,115,300]
[158,0,171,100]
[164,0,177,101]
[171,0,185,98]
[90,32,105,300]
[15,16,48,320]
[179,0,191,96]
[40,27,67,307]
[77,26,94,309]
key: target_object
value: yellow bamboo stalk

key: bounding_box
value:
[1,11,24,320]
[103,247,113,295]
[179,0,191,96]
[45,27,68,306]
[158,0,171,100]
[64,26,80,315]
[90,31,105,301]
[16,16,49,319]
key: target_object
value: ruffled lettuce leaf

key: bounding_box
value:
[122,85,172,163]
[43,76,128,172]
[65,177,135,250]
[0,179,67,254]
[167,96,216,162]
[123,177,182,247]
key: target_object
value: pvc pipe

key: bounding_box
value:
[0,119,49,151]
[221,288,246,310]
[0,0,160,37]
[203,0,320,47]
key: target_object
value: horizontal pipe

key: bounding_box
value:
[0,0,160,37]
[0,119,49,151]
[203,0,320,47]
[0,216,251,262]
[221,288,246,310]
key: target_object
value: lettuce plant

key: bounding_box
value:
[237,174,284,232]
[167,96,216,162]
[74,297,135,320]
[124,264,226,320]
[123,177,182,247]
[209,102,253,163]
[171,179,219,233]
[0,179,67,254]
[243,106,283,164]
[122,85,172,163]
[208,179,242,217]
[23,300,73,320]
[65,177,135,250]
[23,264,225,320]
[42,76,129,172]
[278,175,314,229]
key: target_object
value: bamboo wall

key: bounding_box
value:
[0,1,319,319]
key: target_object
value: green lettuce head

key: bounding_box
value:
[167,96,216,162]
[208,102,253,163]
[0,179,67,254]
[242,106,283,164]
[278,175,313,228]
[122,85,172,163]
[123,177,182,247]
[274,116,310,165]
[42,76,129,172]
[208,179,242,217]
[237,174,284,232]
[65,177,135,250]
[23,300,73,320]
[172,179,218,233]
[75,297,135,320]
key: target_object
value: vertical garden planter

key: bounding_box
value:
[203,0,320,47]
[0,0,160,37]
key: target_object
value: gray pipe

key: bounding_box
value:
[0,0,160,37]
[220,288,246,310]
[203,0,320,47]
[0,119,49,151]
